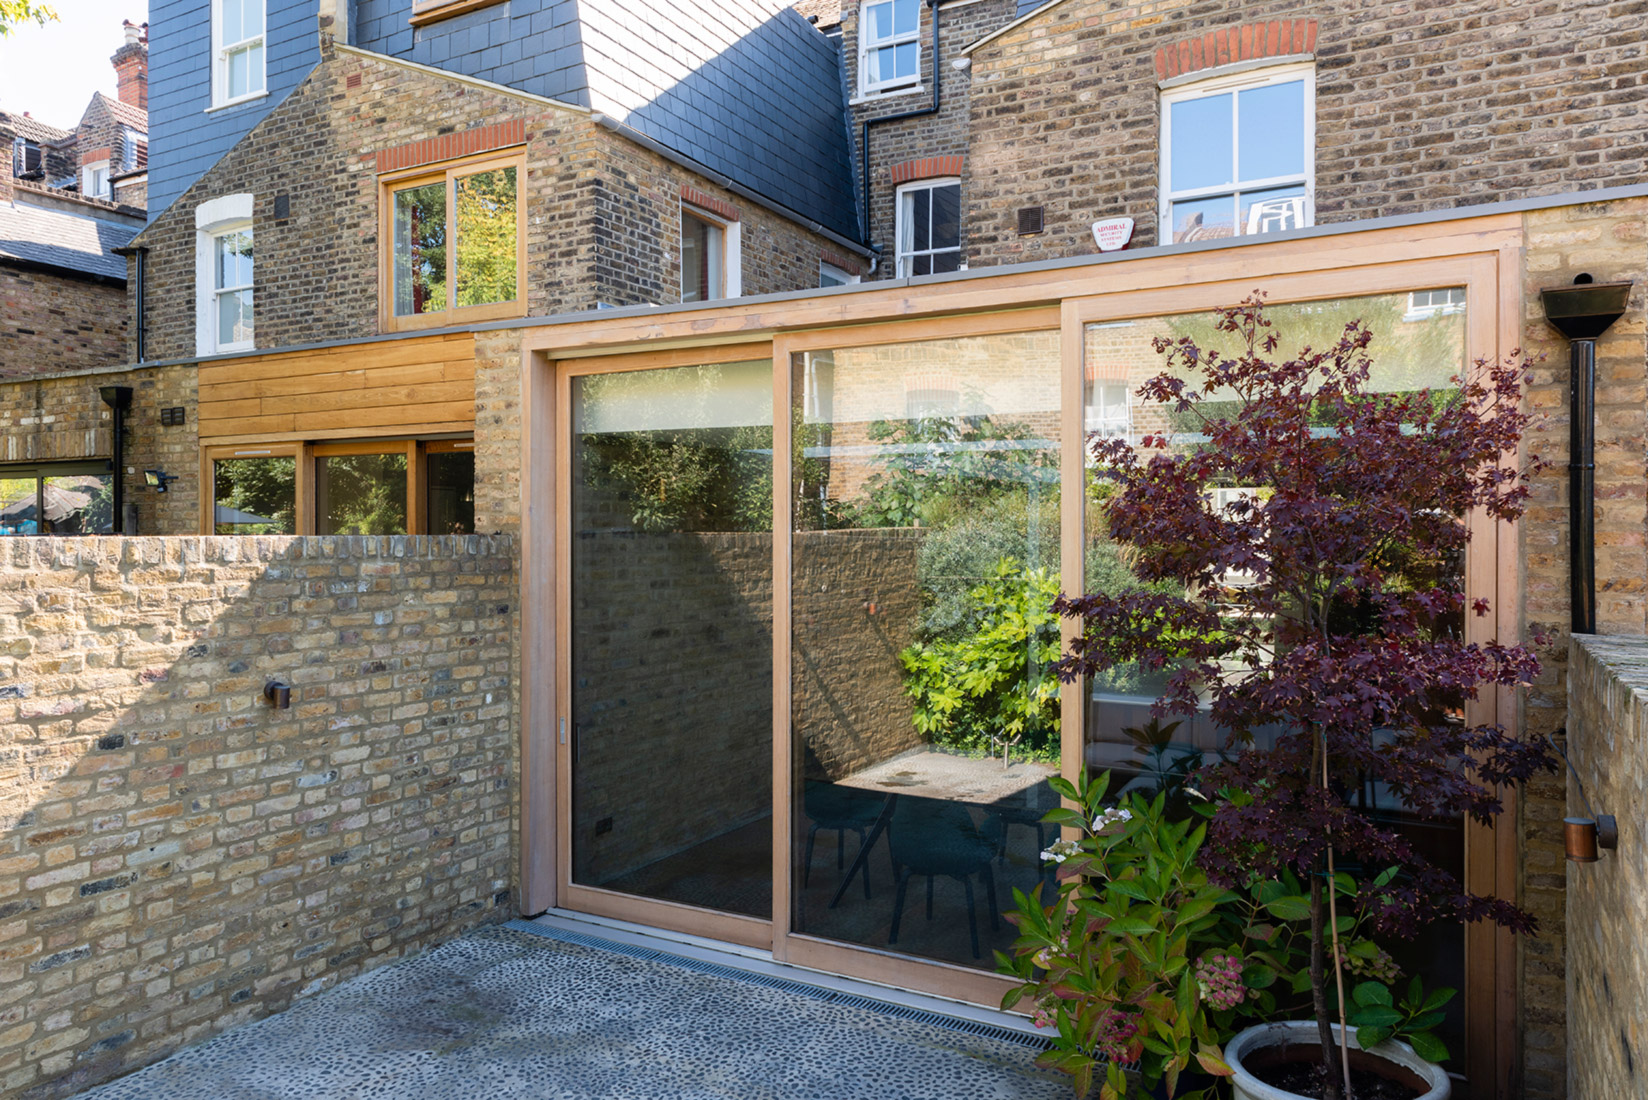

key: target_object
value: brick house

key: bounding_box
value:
[1,2,1647,1098]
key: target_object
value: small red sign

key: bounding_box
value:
[1091,217,1135,253]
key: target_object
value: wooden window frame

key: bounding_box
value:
[201,442,308,535]
[379,150,527,334]
[312,439,423,536]
[408,0,506,26]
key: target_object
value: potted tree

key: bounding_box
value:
[1051,298,1553,1099]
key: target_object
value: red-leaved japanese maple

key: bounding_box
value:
[1054,297,1553,1097]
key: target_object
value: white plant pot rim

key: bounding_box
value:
[1224,1021,1451,1100]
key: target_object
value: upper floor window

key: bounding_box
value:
[895,178,960,277]
[681,204,741,303]
[213,0,265,106]
[1405,287,1467,321]
[819,261,858,288]
[83,161,111,199]
[12,137,42,178]
[195,193,255,355]
[1085,380,1131,439]
[1160,64,1313,245]
[382,154,523,331]
[860,0,920,95]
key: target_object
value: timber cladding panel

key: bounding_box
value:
[195,333,477,445]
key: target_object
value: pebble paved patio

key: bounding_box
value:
[76,922,1066,1100]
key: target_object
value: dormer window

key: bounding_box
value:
[83,161,111,200]
[212,0,266,107]
[12,137,42,178]
[859,0,920,96]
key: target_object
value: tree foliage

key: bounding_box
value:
[1053,296,1552,1095]
[0,0,57,35]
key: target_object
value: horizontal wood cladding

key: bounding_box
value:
[197,332,476,444]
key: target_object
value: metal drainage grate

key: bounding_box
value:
[503,920,1048,1049]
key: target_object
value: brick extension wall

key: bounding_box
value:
[0,536,516,1098]
[964,0,1648,269]
[1564,635,1648,1100]
[0,267,129,381]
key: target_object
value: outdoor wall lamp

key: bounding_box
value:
[264,681,292,709]
[1548,731,1619,863]
[144,469,178,493]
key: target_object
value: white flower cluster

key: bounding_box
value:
[1039,839,1081,864]
[1092,806,1133,832]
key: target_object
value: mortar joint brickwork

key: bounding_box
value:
[1154,18,1318,81]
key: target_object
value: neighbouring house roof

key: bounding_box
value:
[0,193,136,281]
[576,0,859,240]
[964,0,1071,54]
[90,92,149,133]
[792,0,840,28]
[0,111,73,145]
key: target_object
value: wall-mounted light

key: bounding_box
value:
[263,680,291,709]
[1548,731,1620,863]
[144,469,178,493]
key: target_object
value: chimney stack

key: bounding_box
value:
[112,21,148,111]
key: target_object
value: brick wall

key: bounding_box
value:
[0,364,198,537]
[0,267,129,380]
[0,535,516,1098]
[1565,634,1648,1100]
[1516,195,1648,1099]
[965,0,1648,268]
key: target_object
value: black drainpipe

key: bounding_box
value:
[860,0,941,255]
[1539,275,1633,635]
[98,385,133,535]
[133,246,148,362]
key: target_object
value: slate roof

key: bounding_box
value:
[1017,0,1049,14]
[0,196,135,281]
[578,0,859,239]
[0,111,72,145]
[93,93,149,133]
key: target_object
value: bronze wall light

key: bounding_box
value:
[1548,731,1619,864]
[263,681,291,709]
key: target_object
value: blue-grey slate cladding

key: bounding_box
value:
[149,0,857,241]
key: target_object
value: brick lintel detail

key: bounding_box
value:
[890,155,964,186]
[375,119,526,174]
[1155,18,1317,81]
[680,185,740,222]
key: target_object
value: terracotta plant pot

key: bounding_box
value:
[1224,1022,1452,1100]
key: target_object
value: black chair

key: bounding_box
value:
[803,781,887,899]
[887,798,1002,959]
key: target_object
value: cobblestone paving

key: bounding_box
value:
[76,923,1067,1100]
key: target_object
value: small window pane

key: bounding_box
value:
[868,1,892,40]
[241,0,263,39]
[455,167,517,308]
[227,47,251,99]
[221,0,242,44]
[213,456,295,534]
[682,212,723,303]
[911,188,931,251]
[216,230,252,290]
[931,183,960,249]
[218,288,253,346]
[394,182,448,316]
[0,477,38,536]
[1170,194,1236,243]
[426,450,476,535]
[892,0,917,35]
[892,40,917,78]
[245,43,264,93]
[41,474,113,535]
[1237,80,1305,181]
[317,452,408,535]
[1239,185,1307,235]
[1169,92,1233,193]
[912,254,931,276]
[929,251,960,274]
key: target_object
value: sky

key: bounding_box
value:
[0,0,150,132]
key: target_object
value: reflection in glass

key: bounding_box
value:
[215,228,254,347]
[40,474,113,535]
[394,182,448,316]
[1171,194,1235,243]
[316,452,408,535]
[570,362,774,918]
[1169,92,1233,192]
[792,331,1060,970]
[681,212,725,303]
[455,168,517,308]
[426,449,476,535]
[0,478,37,536]
[1236,81,1305,180]
[1081,289,1470,1056]
[213,456,296,534]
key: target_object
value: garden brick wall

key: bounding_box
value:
[0,364,198,537]
[1516,194,1648,1099]
[0,536,515,1098]
[0,267,130,381]
[1564,634,1648,1100]
[961,0,1648,268]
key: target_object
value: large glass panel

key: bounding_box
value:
[454,167,517,308]
[1081,290,1470,1060]
[426,449,475,535]
[393,182,448,316]
[316,452,408,535]
[0,477,37,536]
[213,455,295,534]
[40,474,113,535]
[792,331,1061,970]
[570,361,774,918]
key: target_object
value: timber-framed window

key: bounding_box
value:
[211,0,265,107]
[380,152,524,332]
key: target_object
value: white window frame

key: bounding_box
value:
[894,177,962,278]
[82,160,111,200]
[195,194,255,356]
[819,261,859,288]
[858,0,922,97]
[1404,287,1467,322]
[1159,62,1315,246]
[680,204,741,304]
[1084,380,1132,439]
[211,0,266,109]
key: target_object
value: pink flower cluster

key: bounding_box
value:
[1193,952,1246,1010]
[1348,945,1401,984]
[1095,1010,1142,1065]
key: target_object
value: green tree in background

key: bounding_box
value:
[0,1,58,35]
[455,167,517,307]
